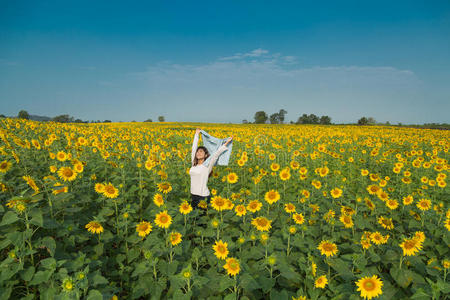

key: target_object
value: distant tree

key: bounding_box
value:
[0,114,5,118]
[104,120,111,123]
[242,119,248,124]
[18,110,30,120]
[74,119,83,123]
[278,109,287,124]
[309,114,319,124]
[386,121,390,125]
[269,113,279,124]
[144,119,153,122]
[158,116,165,122]
[358,117,368,125]
[296,113,309,124]
[254,111,268,124]
[320,116,332,125]
[53,114,74,123]
[367,117,376,125]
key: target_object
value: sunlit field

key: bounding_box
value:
[0,118,448,300]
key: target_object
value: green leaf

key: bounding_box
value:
[257,276,276,293]
[86,290,103,300]
[20,266,35,281]
[91,273,108,287]
[240,273,259,291]
[29,270,53,285]
[40,236,56,257]
[390,267,412,288]
[30,210,43,227]
[219,276,235,292]
[40,258,57,270]
[0,211,19,226]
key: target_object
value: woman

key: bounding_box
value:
[190,127,233,210]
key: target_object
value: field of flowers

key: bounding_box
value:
[0,118,449,300]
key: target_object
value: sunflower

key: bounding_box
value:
[330,187,343,198]
[153,193,164,207]
[247,200,262,213]
[56,151,67,161]
[57,166,78,182]
[279,168,291,181]
[234,204,247,217]
[136,221,152,237]
[61,278,74,292]
[85,221,104,234]
[251,217,272,232]
[227,172,239,184]
[370,232,384,245]
[317,240,338,257]
[22,175,39,194]
[416,198,431,211]
[292,213,305,225]
[73,163,84,173]
[264,190,280,205]
[103,182,119,199]
[211,196,227,211]
[366,185,380,195]
[414,231,425,243]
[169,232,182,246]
[385,199,398,210]
[356,275,383,300]
[284,203,296,213]
[314,275,328,288]
[399,236,423,256]
[339,214,354,228]
[94,183,105,194]
[213,240,229,259]
[0,160,12,173]
[223,257,240,276]
[445,217,450,231]
[365,198,375,210]
[179,201,193,215]
[154,210,172,229]
[377,216,394,230]
[157,182,172,194]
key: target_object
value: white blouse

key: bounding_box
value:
[190,131,228,197]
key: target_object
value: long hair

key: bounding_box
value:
[194,146,213,178]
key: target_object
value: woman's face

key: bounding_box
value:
[196,148,206,160]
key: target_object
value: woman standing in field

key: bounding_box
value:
[190,128,233,211]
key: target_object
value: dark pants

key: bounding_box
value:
[190,193,211,210]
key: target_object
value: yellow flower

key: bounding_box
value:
[136,221,152,237]
[154,210,172,229]
[251,217,272,232]
[279,168,291,181]
[292,213,305,225]
[317,240,338,257]
[264,189,280,205]
[94,183,105,194]
[416,198,431,211]
[179,201,193,215]
[377,216,394,230]
[385,199,398,210]
[157,182,172,194]
[339,214,354,228]
[153,193,164,207]
[247,200,262,213]
[56,151,68,161]
[284,203,296,213]
[314,275,328,288]
[103,182,119,199]
[399,236,423,256]
[356,275,383,300]
[169,231,182,246]
[223,257,240,276]
[227,172,239,184]
[234,204,247,217]
[85,221,104,234]
[211,196,227,211]
[330,187,343,198]
[62,278,74,292]
[212,240,229,260]
[0,160,12,173]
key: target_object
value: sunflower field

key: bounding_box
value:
[0,118,449,300]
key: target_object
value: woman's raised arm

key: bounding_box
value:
[191,128,201,166]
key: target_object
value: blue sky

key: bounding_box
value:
[1,0,449,124]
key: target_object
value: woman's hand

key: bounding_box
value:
[225,135,233,146]
[196,128,201,134]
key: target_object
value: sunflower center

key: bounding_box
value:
[363,280,375,291]
[404,239,416,249]
[322,243,334,251]
[160,215,168,223]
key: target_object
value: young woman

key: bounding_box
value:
[190,127,233,210]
